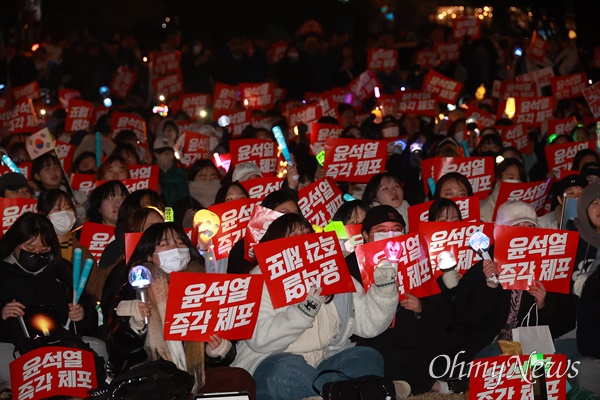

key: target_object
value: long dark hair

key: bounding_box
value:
[362,173,402,206]
[332,200,369,225]
[37,189,75,216]
[215,182,250,204]
[31,152,66,190]
[433,172,474,199]
[260,213,313,243]
[495,158,527,183]
[428,198,463,222]
[261,190,298,211]
[87,181,130,223]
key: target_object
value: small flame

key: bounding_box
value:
[32,314,54,336]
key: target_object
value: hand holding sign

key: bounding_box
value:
[296,286,324,318]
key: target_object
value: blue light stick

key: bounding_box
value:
[1,155,22,174]
[461,140,470,157]
[427,177,436,196]
[72,248,82,304]
[75,258,94,303]
[272,126,293,166]
[95,132,102,167]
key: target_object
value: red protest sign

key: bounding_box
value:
[10,81,41,101]
[582,80,600,119]
[0,198,37,235]
[55,140,76,173]
[152,72,184,100]
[415,50,438,69]
[421,157,495,199]
[14,162,32,180]
[492,180,552,220]
[547,117,578,136]
[110,111,147,142]
[516,67,555,92]
[397,96,437,117]
[407,196,481,232]
[58,88,81,108]
[419,221,495,278]
[109,66,138,100]
[544,140,595,179]
[499,80,538,100]
[79,222,115,261]
[124,232,143,264]
[244,205,284,261]
[213,83,239,118]
[164,273,264,341]
[310,123,343,155]
[298,177,344,227]
[513,96,554,127]
[465,106,496,130]
[178,132,211,167]
[355,233,439,299]
[528,31,548,63]
[493,226,578,293]
[151,50,181,76]
[228,109,251,137]
[347,70,381,102]
[98,176,159,194]
[229,139,277,175]
[368,49,398,70]
[255,232,356,308]
[65,99,93,133]
[8,99,38,135]
[267,41,288,64]
[170,94,211,120]
[69,174,97,195]
[240,176,284,199]
[208,198,259,260]
[92,106,110,126]
[550,72,588,100]
[288,96,339,131]
[434,42,461,63]
[497,123,532,154]
[10,346,97,400]
[328,87,355,105]
[0,97,10,112]
[324,138,386,183]
[128,164,158,180]
[240,82,275,110]
[422,69,462,104]
[452,16,481,39]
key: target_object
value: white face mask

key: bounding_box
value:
[157,248,191,274]
[373,231,403,242]
[48,210,76,236]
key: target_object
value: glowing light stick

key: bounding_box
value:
[272,126,292,165]
[72,248,82,305]
[384,240,403,270]
[437,251,457,272]
[194,209,221,273]
[128,265,152,325]
[1,155,22,174]
[469,231,499,287]
[95,132,102,167]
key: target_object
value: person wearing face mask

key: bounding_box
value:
[105,222,255,398]
[479,158,528,222]
[0,213,100,388]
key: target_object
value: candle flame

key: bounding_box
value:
[32,314,54,336]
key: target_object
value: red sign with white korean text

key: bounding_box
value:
[240,176,284,199]
[452,16,481,39]
[164,273,264,341]
[415,50,438,69]
[228,109,251,137]
[110,111,147,142]
[544,140,595,179]
[96,176,158,194]
[10,346,97,400]
[434,42,461,63]
[497,123,532,154]
[92,106,110,126]
[397,97,437,117]
[65,99,93,133]
[1,198,37,235]
[421,157,495,200]
[419,221,495,277]
[547,117,577,136]
[55,140,76,173]
[15,162,32,180]
[109,66,138,100]
[58,88,81,108]
[10,81,41,101]
[328,87,354,105]
[347,70,381,102]
[79,222,115,261]
[514,96,554,127]
[422,69,462,104]
[170,94,211,120]
[298,177,344,228]
[8,99,38,135]
[367,49,398,70]
[310,123,343,155]
[255,232,356,308]
[528,31,548,63]
[468,354,567,400]
[244,205,283,261]
[492,180,552,219]
[288,96,339,131]
[152,72,184,100]
[582,80,600,119]
[324,138,386,183]
[128,164,158,180]
[229,139,277,174]
[69,174,97,195]
[465,106,496,130]
[516,67,555,92]
[499,80,537,100]
[151,51,181,76]
[550,72,588,100]
[493,226,578,293]
[355,233,439,300]
[407,196,481,232]
[208,198,259,260]
[213,83,239,118]
[267,41,288,64]
[240,82,275,111]
[179,132,211,167]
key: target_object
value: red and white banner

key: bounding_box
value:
[310,123,343,156]
[170,94,211,120]
[213,83,239,118]
[109,66,138,100]
[354,233,439,299]
[255,232,356,308]
[422,69,462,104]
[419,221,495,277]
[465,106,496,130]
[544,140,595,179]
[179,132,211,167]
[415,50,438,69]
[240,176,284,200]
[225,109,250,137]
[550,72,588,100]
[10,347,97,400]
[8,99,38,135]
[79,222,115,261]
[528,31,548,63]
[582,80,600,119]
[244,205,283,262]
[128,164,158,180]
[493,226,578,293]
[69,174,97,195]
[151,51,181,76]
[397,96,437,117]
[434,42,461,63]
[547,117,577,136]
[10,81,41,101]
[58,88,81,109]
[497,123,532,154]
[124,232,143,264]
[55,140,77,173]
[497,80,537,100]
[421,157,495,199]
[514,96,554,127]
[267,41,288,64]
[407,196,481,232]
[65,99,93,133]
[452,16,481,39]
[516,67,555,93]
[1,198,37,235]
[164,273,263,341]
[347,70,381,102]
[229,139,277,175]
[288,96,339,130]
[110,111,147,142]
[298,177,344,227]
[324,138,386,183]
[208,198,259,260]
[240,82,275,110]
[367,49,398,70]
[492,180,552,219]
[152,72,184,100]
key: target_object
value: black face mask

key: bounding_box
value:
[17,249,53,273]
[79,169,96,175]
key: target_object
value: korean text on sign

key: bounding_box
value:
[208,198,259,260]
[324,138,386,183]
[298,177,344,228]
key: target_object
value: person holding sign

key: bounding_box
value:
[363,173,410,231]
[480,158,528,222]
[232,213,399,400]
[432,172,473,200]
[104,222,254,397]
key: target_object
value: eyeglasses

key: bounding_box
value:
[371,226,404,234]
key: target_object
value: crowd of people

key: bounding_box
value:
[0,14,600,400]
